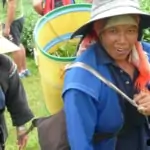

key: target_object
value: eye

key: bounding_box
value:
[108,27,117,33]
[127,29,137,33]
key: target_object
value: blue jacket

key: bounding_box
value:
[62,42,150,150]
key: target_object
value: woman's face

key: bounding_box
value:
[100,24,138,61]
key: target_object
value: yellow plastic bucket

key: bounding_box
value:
[34,4,91,115]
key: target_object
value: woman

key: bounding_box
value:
[62,0,150,149]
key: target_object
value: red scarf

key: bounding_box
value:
[43,0,73,15]
[78,19,150,92]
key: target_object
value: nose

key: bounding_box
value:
[118,32,127,45]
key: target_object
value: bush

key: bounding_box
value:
[21,0,150,56]
[141,0,150,42]
[21,10,39,56]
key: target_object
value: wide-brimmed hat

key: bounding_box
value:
[71,0,150,38]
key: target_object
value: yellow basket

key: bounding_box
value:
[33,4,91,115]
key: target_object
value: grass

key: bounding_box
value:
[5,57,49,150]
[5,1,46,148]
[4,0,149,149]
[5,0,86,149]
[5,1,47,149]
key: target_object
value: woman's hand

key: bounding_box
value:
[16,126,28,150]
[134,92,150,116]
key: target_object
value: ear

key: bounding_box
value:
[137,25,143,41]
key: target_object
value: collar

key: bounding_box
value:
[94,42,114,65]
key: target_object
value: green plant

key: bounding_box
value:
[51,42,77,57]
[142,28,150,42]
[21,10,39,56]
[140,0,150,42]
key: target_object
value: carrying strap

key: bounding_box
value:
[20,62,136,142]
[20,62,147,142]
[65,62,138,107]
[65,62,150,141]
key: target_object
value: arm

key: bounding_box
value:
[63,89,97,150]
[32,0,43,15]
[4,0,16,36]
[1,56,34,149]
[5,62,34,126]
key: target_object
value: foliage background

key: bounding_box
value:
[5,0,150,150]
[140,0,150,42]
[21,0,150,57]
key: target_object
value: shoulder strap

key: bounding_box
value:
[65,62,137,107]
[64,62,137,143]
[19,62,141,143]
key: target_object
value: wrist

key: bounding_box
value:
[5,23,10,29]
[17,126,26,132]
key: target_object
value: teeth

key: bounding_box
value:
[118,49,122,51]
